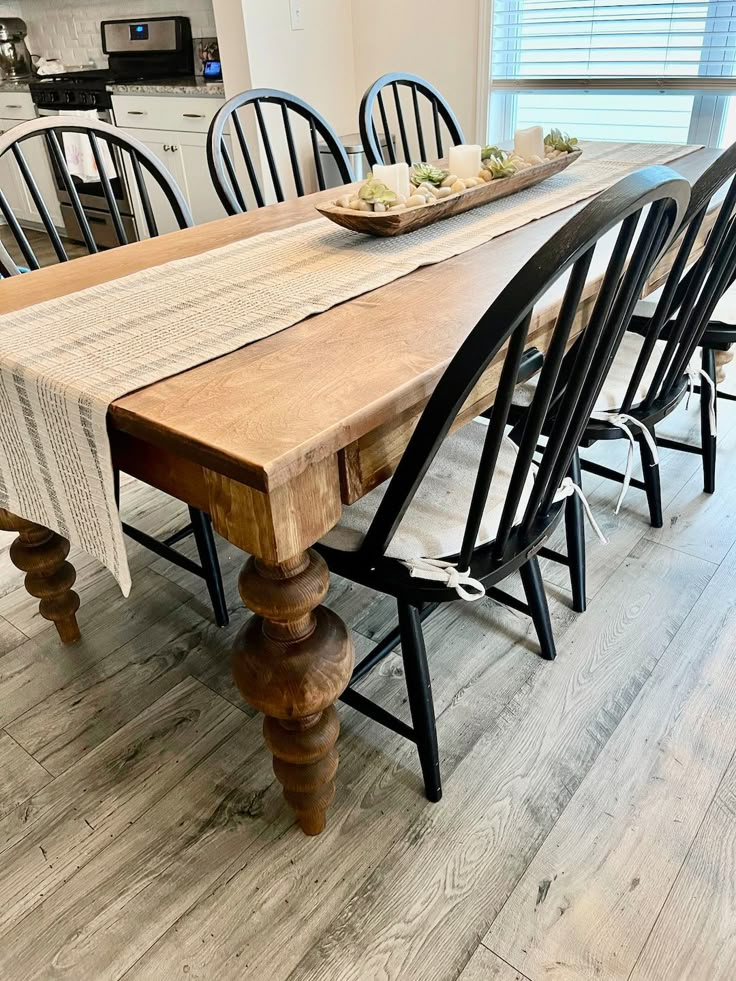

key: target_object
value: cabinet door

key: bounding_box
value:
[122,131,190,238]
[178,136,230,226]
[0,119,32,225]
[0,117,63,229]
[21,133,63,226]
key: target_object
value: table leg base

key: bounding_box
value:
[0,509,80,644]
[233,550,353,835]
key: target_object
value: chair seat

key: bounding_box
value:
[515,332,669,414]
[320,422,534,561]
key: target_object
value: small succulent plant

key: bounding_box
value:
[359,179,398,206]
[481,144,504,161]
[411,163,448,187]
[544,128,579,153]
[483,153,516,179]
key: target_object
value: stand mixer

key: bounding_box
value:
[0,18,33,80]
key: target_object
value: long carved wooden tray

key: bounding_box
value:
[317,149,582,237]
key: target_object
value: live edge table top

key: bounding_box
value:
[0,144,720,501]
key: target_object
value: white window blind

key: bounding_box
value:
[489,0,736,145]
[493,0,736,81]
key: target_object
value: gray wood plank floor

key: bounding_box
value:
[1,370,735,979]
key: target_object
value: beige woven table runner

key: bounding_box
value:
[0,142,698,593]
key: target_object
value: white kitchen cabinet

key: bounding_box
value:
[0,93,62,229]
[0,119,32,225]
[113,93,229,236]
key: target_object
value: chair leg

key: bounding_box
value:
[701,346,717,494]
[189,507,229,628]
[639,427,663,528]
[565,449,586,613]
[397,600,442,802]
[519,557,556,661]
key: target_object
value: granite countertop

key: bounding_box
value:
[0,79,31,94]
[109,77,225,98]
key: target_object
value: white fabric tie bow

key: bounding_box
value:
[399,479,606,601]
[399,557,486,602]
[552,476,608,544]
[591,411,659,514]
[686,362,717,437]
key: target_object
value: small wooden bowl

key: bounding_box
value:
[317,149,582,237]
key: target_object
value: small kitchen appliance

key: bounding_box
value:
[28,15,194,247]
[0,17,33,80]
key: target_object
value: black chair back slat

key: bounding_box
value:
[221,139,248,212]
[610,140,736,416]
[466,318,530,565]
[309,119,326,191]
[207,88,354,216]
[356,168,688,575]
[431,99,443,158]
[129,151,159,238]
[660,175,736,390]
[392,81,412,163]
[88,132,128,246]
[0,186,39,269]
[10,143,67,262]
[230,111,265,208]
[530,211,643,512]
[0,237,20,276]
[254,100,284,203]
[281,102,305,197]
[376,91,396,164]
[410,84,427,162]
[516,250,594,535]
[45,130,99,254]
[543,203,673,510]
[624,215,704,408]
[0,116,192,276]
[360,72,466,168]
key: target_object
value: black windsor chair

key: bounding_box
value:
[207,88,354,215]
[315,166,689,802]
[0,115,228,626]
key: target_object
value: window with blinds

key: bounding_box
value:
[488,0,736,145]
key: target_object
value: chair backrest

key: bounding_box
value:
[359,72,465,169]
[207,88,355,215]
[0,115,192,277]
[358,166,689,573]
[626,141,736,414]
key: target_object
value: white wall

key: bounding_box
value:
[351,0,484,143]
[3,0,216,68]
[239,0,356,134]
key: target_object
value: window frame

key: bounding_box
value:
[479,0,736,145]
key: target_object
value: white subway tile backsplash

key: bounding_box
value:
[4,0,216,67]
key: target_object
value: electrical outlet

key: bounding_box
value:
[289,0,304,30]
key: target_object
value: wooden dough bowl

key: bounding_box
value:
[316,149,582,237]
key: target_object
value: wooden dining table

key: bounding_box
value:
[0,142,724,836]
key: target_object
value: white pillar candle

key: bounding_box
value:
[514,126,545,161]
[371,162,411,198]
[447,144,482,179]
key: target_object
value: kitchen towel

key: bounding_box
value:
[0,142,700,593]
[60,109,117,183]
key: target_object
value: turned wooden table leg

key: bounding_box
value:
[0,508,80,644]
[232,548,354,835]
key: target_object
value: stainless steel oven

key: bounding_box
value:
[31,80,138,248]
[28,15,193,249]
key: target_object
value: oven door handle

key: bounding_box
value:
[125,110,147,115]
